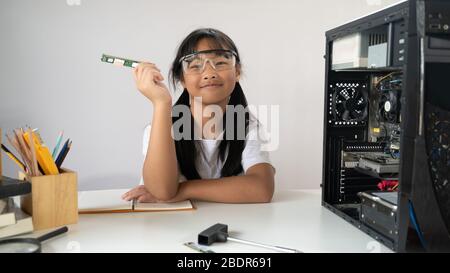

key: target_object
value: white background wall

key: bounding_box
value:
[0,0,403,190]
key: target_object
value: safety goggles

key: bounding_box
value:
[179,49,237,75]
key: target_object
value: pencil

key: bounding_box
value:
[56,140,71,168]
[52,131,64,159]
[1,144,26,171]
[27,128,39,176]
[6,133,30,174]
[12,130,35,175]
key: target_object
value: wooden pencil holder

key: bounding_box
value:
[19,168,79,230]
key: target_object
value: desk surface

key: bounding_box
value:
[28,190,392,253]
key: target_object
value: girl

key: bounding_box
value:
[122,28,275,204]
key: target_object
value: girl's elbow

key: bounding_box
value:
[153,191,177,202]
[143,178,178,201]
[260,188,274,203]
[259,180,274,203]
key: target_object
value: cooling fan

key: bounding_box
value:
[332,83,368,122]
[379,90,401,123]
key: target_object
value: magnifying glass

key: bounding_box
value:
[0,226,68,253]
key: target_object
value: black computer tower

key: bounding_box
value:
[322,0,450,252]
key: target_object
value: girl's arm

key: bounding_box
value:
[134,63,179,201]
[142,102,179,200]
[177,163,275,203]
[123,163,275,204]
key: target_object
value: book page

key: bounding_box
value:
[78,189,131,212]
[135,200,193,211]
[78,189,194,213]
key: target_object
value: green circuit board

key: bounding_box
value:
[101,54,140,68]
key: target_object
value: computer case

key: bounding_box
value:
[322,0,450,252]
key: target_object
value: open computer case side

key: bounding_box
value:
[321,1,409,252]
[397,0,450,252]
[321,0,450,253]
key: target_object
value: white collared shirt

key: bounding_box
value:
[140,114,273,183]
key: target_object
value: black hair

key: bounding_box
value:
[169,28,250,180]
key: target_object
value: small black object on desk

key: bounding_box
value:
[198,223,302,253]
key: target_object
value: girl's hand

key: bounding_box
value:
[122,185,187,203]
[133,62,172,105]
[122,185,159,203]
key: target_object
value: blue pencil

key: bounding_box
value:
[56,139,71,168]
[55,139,70,165]
[52,131,64,159]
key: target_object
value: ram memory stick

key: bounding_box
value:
[101,54,140,68]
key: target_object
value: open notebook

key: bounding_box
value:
[78,189,195,214]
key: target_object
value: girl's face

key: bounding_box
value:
[181,38,240,106]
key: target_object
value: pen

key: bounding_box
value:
[131,198,136,210]
[52,131,64,159]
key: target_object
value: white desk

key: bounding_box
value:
[27,190,393,253]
